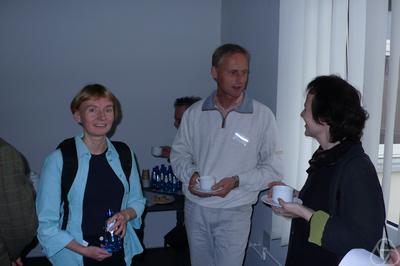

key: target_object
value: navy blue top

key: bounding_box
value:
[82,151,124,240]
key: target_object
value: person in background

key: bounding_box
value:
[173,96,202,129]
[0,138,37,266]
[269,75,386,266]
[36,84,145,266]
[171,43,283,266]
[156,96,201,159]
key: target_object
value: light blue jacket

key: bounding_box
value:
[36,136,145,265]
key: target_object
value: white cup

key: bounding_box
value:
[197,175,216,191]
[272,185,294,204]
[151,146,162,157]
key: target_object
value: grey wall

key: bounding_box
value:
[0,0,222,249]
[0,0,221,174]
[221,0,279,113]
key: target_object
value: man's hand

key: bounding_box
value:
[188,172,210,197]
[211,176,237,198]
[160,146,171,158]
[187,172,199,189]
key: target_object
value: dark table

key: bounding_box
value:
[136,189,185,247]
[135,188,188,266]
[145,189,185,218]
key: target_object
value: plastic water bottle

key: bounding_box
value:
[151,166,159,189]
[167,165,174,192]
[103,209,123,253]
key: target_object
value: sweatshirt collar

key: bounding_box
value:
[202,90,253,113]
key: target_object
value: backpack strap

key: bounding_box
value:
[57,137,78,230]
[112,141,132,184]
[57,138,132,231]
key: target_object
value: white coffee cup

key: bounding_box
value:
[151,146,162,157]
[272,185,294,204]
[197,175,216,191]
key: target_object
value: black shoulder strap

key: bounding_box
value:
[57,137,78,230]
[112,141,132,183]
[57,138,132,230]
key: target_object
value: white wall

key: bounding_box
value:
[0,0,221,174]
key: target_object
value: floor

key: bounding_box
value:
[23,247,191,266]
[135,247,191,266]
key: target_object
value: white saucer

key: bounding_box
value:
[192,184,223,194]
[261,195,303,208]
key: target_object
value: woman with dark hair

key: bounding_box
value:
[269,75,386,265]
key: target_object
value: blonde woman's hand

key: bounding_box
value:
[83,246,112,261]
[108,208,135,238]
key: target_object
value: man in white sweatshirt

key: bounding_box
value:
[171,43,283,266]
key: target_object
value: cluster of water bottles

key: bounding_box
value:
[151,164,182,193]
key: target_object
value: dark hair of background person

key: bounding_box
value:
[174,96,202,108]
[306,75,369,143]
[211,43,251,67]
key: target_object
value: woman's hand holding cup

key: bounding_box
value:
[267,182,296,211]
[267,181,314,221]
[272,185,294,205]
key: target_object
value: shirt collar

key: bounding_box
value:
[202,90,253,113]
[214,93,243,115]
[74,134,119,159]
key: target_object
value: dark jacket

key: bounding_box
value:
[0,138,37,265]
[286,142,386,266]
